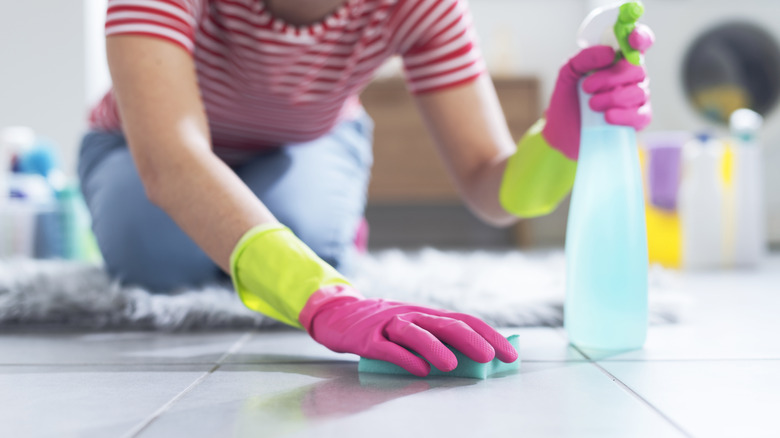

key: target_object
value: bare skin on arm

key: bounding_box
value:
[106,35,278,271]
[413,75,520,227]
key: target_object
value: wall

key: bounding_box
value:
[1,0,778,242]
[0,0,109,175]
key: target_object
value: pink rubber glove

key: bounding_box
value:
[299,285,519,377]
[543,25,655,160]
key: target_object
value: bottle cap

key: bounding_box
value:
[729,109,763,142]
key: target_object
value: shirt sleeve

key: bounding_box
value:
[398,0,485,94]
[104,0,199,53]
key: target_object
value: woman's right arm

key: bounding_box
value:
[106,35,277,272]
[108,34,518,375]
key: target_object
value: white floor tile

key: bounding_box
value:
[601,360,780,438]
[0,331,249,365]
[137,361,682,438]
[222,330,357,364]
[0,364,209,438]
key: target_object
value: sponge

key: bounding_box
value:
[358,335,520,379]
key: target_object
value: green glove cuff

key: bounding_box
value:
[230,223,351,328]
[499,118,578,217]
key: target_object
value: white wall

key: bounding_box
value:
[1,0,778,241]
[0,0,108,175]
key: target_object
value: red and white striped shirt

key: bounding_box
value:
[90,0,485,160]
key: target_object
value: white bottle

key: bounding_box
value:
[680,134,726,269]
[0,127,37,257]
[730,109,766,267]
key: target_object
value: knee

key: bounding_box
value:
[95,202,218,292]
[82,149,217,291]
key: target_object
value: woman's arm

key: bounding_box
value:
[414,32,652,226]
[107,35,277,271]
[413,74,519,227]
[107,35,519,376]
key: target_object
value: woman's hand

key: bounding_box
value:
[300,285,519,377]
[542,25,655,160]
[231,224,518,376]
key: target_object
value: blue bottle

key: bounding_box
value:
[564,3,649,351]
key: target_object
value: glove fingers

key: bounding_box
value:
[371,340,432,377]
[605,103,653,130]
[582,60,646,94]
[440,313,519,363]
[566,46,617,77]
[410,314,495,364]
[629,24,655,53]
[385,316,458,372]
[589,83,649,112]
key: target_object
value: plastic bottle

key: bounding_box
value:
[14,139,67,258]
[0,127,37,257]
[5,173,55,258]
[730,109,766,266]
[564,2,648,350]
[679,134,726,269]
[0,127,36,190]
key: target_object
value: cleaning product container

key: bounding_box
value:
[730,109,766,266]
[564,2,649,350]
[679,134,727,269]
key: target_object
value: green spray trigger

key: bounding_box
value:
[614,2,644,66]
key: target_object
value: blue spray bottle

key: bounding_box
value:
[564,2,649,350]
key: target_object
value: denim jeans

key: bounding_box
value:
[78,113,374,292]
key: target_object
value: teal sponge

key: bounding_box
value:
[358,335,520,379]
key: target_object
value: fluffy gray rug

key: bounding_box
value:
[0,249,679,330]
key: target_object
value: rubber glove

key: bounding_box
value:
[499,25,654,217]
[543,24,655,160]
[231,223,519,377]
[299,284,519,377]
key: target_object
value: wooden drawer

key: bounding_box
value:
[359,77,541,247]
[361,77,541,203]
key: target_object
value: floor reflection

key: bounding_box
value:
[233,361,478,436]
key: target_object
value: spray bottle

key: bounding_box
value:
[564,2,648,350]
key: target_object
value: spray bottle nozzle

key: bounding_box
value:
[618,2,644,23]
[614,2,645,66]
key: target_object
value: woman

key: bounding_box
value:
[80,0,653,376]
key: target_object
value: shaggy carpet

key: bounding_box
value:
[0,249,680,330]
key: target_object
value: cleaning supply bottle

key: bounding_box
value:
[564,2,648,350]
[679,133,726,269]
[0,127,36,201]
[730,108,766,266]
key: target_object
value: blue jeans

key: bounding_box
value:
[78,113,374,292]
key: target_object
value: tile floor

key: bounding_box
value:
[1,255,778,438]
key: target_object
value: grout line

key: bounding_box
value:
[0,362,227,367]
[572,344,695,438]
[583,358,780,363]
[213,331,255,365]
[4,357,780,368]
[122,332,254,438]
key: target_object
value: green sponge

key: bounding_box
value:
[358,335,520,379]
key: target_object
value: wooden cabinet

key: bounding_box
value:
[359,77,541,247]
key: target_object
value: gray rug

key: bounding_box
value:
[0,249,680,330]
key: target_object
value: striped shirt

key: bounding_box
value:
[90,0,485,160]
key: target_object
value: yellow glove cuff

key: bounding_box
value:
[500,118,578,217]
[230,223,351,328]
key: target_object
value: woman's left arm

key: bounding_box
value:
[412,26,654,227]
[413,74,519,227]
